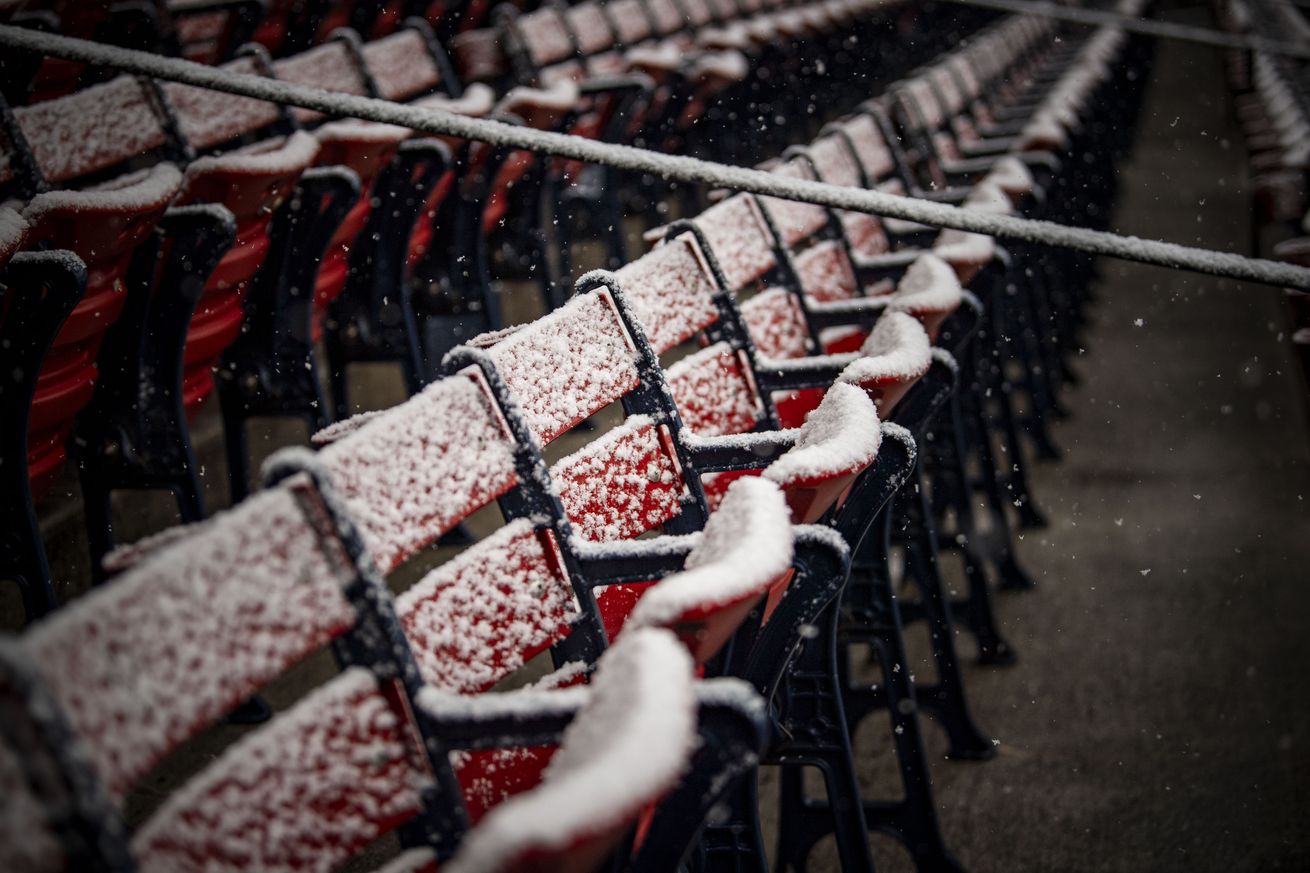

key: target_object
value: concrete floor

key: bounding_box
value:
[13,8,1310,872]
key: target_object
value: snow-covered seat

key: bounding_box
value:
[0,470,472,872]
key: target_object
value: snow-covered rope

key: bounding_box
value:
[3,24,1309,291]
[937,0,1310,61]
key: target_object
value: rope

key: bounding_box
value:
[2,24,1309,291]
[936,0,1310,61]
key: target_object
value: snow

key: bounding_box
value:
[165,56,283,150]
[667,343,762,435]
[444,628,696,873]
[764,382,881,488]
[0,206,26,260]
[310,408,385,446]
[614,237,721,353]
[412,83,498,118]
[500,79,581,113]
[132,669,423,873]
[184,131,320,179]
[315,118,412,145]
[419,682,590,723]
[553,416,686,542]
[6,23,1309,290]
[316,375,518,573]
[21,163,182,222]
[24,485,358,800]
[363,29,442,102]
[628,477,792,630]
[988,155,1036,197]
[396,519,581,693]
[694,194,778,290]
[483,291,642,443]
[888,254,964,317]
[15,75,168,184]
[372,849,437,873]
[688,48,749,83]
[837,311,933,389]
[626,41,686,73]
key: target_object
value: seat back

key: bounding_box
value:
[363,24,449,101]
[8,74,182,192]
[164,54,289,151]
[271,34,374,124]
[565,1,619,58]
[606,0,654,46]
[317,373,520,573]
[807,132,890,258]
[4,465,468,871]
[504,4,581,85]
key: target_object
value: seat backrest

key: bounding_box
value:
[272,36,373,123]
[316,373,520,573]
[441,627,698,873]
[606,0,654,45]
[507,4,578,79]
[757,158,833,249]
[6,469,466,873]
[806,133,889,259]
[565,1,618,57]
[11,74,177,188]
[478,288,645,444]
[164,55,287,152]
[646,0,687,37]
[21,481,359,799]
[363,25,447,101]
[691,193,782,293]
[680,0,717,28]
[839,113,897,183]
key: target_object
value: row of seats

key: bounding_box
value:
[0,0,920,620]
[1216,0,1310,415]
[1,3,1154,872]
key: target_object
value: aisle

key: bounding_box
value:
[861,15,1310,873]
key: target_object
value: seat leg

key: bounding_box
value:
[896,469,994,761]
[772,600,877,873]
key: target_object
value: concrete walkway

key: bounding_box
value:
[841,16,1310,873]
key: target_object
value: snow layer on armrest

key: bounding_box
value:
[837,311,932,388]
[445,628,697,873]
[629,477,793,630]
[765,382,881,488]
